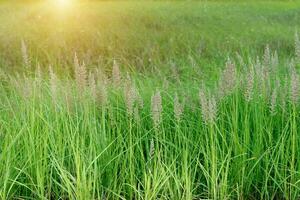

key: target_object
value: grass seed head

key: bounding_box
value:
[295,31,300,64]
[199,89,208,122]
[199,88,217,124]
[174,93,184,122]
[124,75,137,117]
[207,96,217,123]
[218,58,237,98]
[97,82,108,107]
[74,54,87,92]
[271,50,279,70]
[64,81,74,113]
[280,75,288,112]
[244,67,254,102]
[112,59,121,87]
[270,87,277,116]
[290,69,299,104]
[95,68,108,85]
[22,76,33,100]
[88,72,97,101]
[151,90,162,127]
[263,44,271,69]
[134,105,141,123]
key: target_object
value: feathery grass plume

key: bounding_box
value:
[295,31,300,64]
[262,47,274,97]
[256,56,270,97]
[271,50,279,70]
[290,68,299,104]
[49,65,58,102]
[244,67,255,102]
[288,58,295,73]
[174,93,184,122]
[199,89,208,121]
[255,56,262,69]
[275,79,281,91]
[95,68,108,85]
[97,82,108,107]
[199,88,207,107]
[281,76,289,113]
[263,44,270,68]
[133,105,141,123]
[270,87,277,116]
[199,88,217,124]
[218,58,237,98]
[22,75,33,100]
[123,74,144,110]
[124,75,137,117]
[21,39,30,68]
[262,45,271,84]
[112,59,121,87]
[64,81,74,113]
[207,96,217,123]
[88,72,97,101]
[136,88,144,109]
[151,90,162,128]
[132,86,144,122]
[74,53,87,92]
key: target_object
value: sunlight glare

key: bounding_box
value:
[54,0,72,8]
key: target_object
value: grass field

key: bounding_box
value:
[1,1,300,199]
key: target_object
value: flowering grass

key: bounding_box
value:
[1,1,300,200]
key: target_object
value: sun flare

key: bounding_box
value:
[54,0,72,8]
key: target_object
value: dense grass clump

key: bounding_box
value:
[1,1,300,199]
[0,40,300,199]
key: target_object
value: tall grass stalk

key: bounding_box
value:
[2,46,300,199]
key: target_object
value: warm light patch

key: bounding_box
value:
[54,0,72,8]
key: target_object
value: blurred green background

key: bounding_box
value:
[0,0,299,80]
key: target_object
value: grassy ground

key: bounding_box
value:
[1,1,300,199]
[0,1,299,76]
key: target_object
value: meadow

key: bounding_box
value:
[1,0,300,199]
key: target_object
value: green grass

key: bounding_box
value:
[0,1,299,76]
[1,1,300,199]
